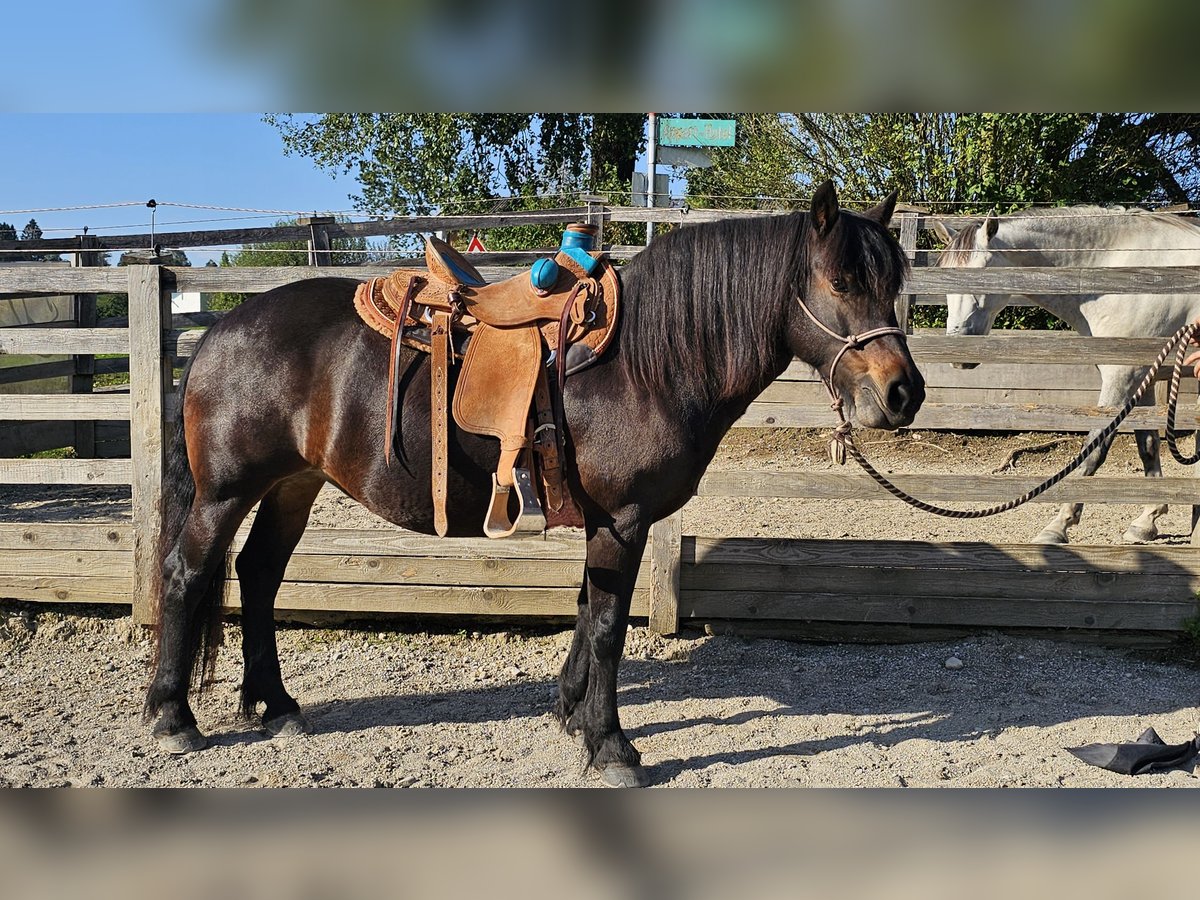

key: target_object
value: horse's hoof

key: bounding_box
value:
[155,726,207,755]
[597,764,650,788]
[1032,529,1068,545]
[1122,524,1156,544]
[263,711,311,738]
[567,728,586,747]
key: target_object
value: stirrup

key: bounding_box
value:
[483,468,546,538]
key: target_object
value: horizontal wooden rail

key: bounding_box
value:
[0,327,129,355]
[0,393,129,420]
[0,458,132,484]
[696,471,1200,504]
[737,400,1200,432]
[0,268,128,293]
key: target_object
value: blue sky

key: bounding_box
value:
[0,115,357,266]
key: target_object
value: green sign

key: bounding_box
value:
[658,117,736,148]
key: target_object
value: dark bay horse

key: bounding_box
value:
[144,182,924,787]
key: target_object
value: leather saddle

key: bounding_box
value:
[354,228,619,538]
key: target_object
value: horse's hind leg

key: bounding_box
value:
[236,472,325,736]
[1123,429,1168,543]
[147,494,258,753]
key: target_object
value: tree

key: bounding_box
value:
[0,217,60,262]
[685,114,1200,214]
[265,114,647,250]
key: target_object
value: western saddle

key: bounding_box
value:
[353,225,619,538]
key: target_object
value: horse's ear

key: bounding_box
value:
[864,190,898,227]
[810,180,840,237]
[929,218,956,244]
[984,213,999,241]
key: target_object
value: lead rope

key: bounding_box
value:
[799,294,1200,519]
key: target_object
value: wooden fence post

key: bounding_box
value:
[896,211,918,334]
[128,265,170,624]
[70,234,99,457]
[648,509,683,634]
[583,195,606,249]
[300,215,335,267]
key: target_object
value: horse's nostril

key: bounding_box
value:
[887,380,911,413]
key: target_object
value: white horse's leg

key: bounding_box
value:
[1033,427,1113,543]
[1034,367,1142,545]
[1124,429,1168,543]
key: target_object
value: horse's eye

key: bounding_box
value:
[831,277,849,294]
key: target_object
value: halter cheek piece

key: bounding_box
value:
[794,293,905,464]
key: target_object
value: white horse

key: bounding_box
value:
[936,206,1200,545]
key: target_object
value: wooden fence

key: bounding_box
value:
[2,204,1200,639]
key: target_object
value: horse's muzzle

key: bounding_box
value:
[852,368,925,429]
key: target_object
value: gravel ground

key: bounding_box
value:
[2,429,1198,787]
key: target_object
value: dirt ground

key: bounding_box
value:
[2,429,1198,787]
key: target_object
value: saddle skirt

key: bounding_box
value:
[352,235,620,538]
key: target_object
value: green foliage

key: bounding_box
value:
[96,293,127,319]
[911,305,1067,330]
[265,114,646,251]
[686,114,1200,213]
[1182,612,1200,655]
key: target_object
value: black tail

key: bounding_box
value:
[147,338,226,703]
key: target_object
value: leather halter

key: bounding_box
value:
[794,293,906,464]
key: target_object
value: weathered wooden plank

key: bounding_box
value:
[780,349,1183,386]
[907,333,1181,366]
[695,471,1200,504]
[0,549,132,578]
[758,381,1105,408]
[229,526,588,559]
[687,536,1200,577]
[0,327,129,355]
[127,266,170,623]
[221,581,647,617]
[681,561,1197,603]
[258,552,633,588]
[679,590,1194,631]
[648,510,683,634]
[0,457,132,484]
[168,265,523,295]
[0,523,132,551]
[781,358,1104,389]
[737,401,1198,432]
[0,575,131,604]
[908,266,1200,296]
[0,268,128,293]
[0,393,129,419]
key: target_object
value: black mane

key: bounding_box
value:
[617,211,908,403]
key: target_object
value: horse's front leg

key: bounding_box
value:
[1124,429,1168,543]
[1036,368,1141,545]
[1033,426,1116,544]
[554,580,591,738]
[575,511,649,787]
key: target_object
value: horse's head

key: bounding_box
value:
[937,215,1002,369]
[789,182,925,430]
